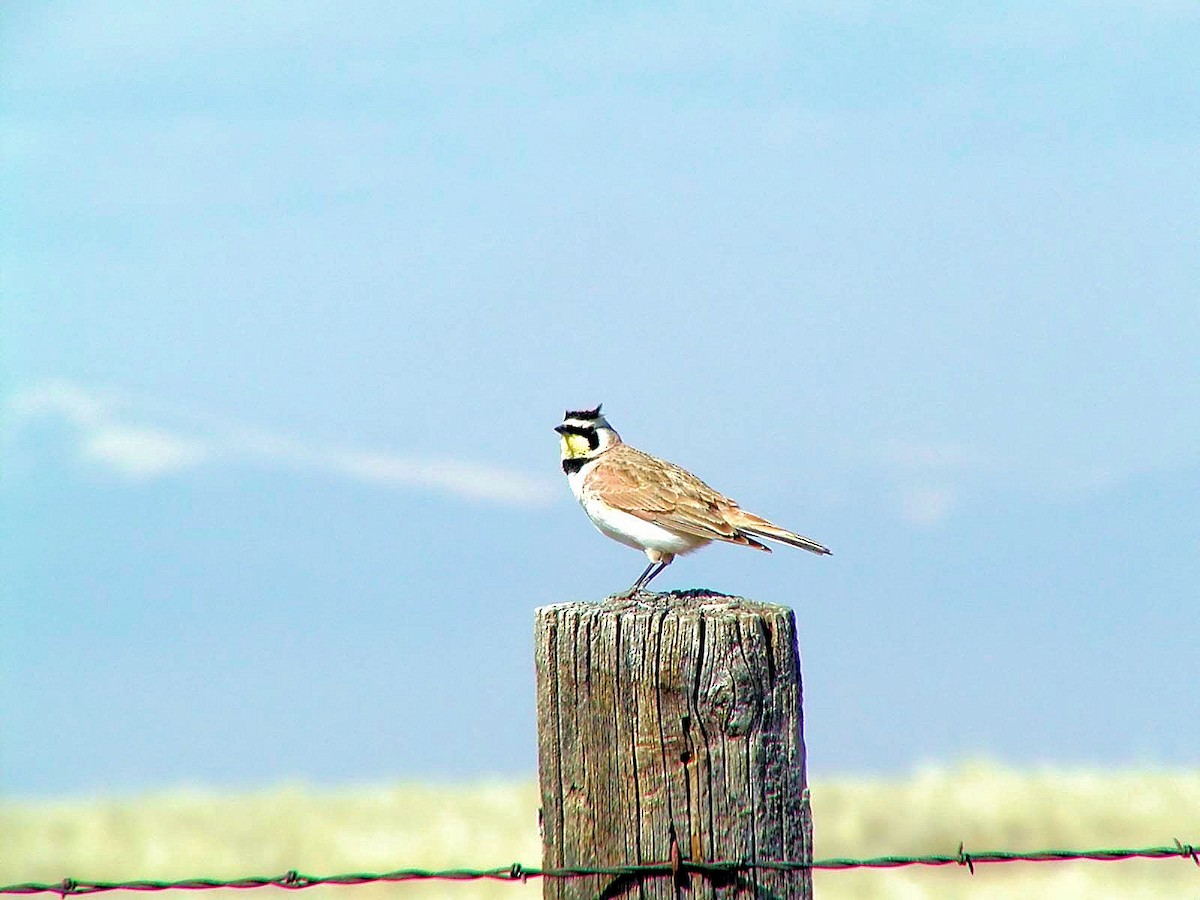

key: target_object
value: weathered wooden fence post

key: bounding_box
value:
[535,592,812,899]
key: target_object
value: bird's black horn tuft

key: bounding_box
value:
[564,404,603,420]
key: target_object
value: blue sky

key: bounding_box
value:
[2,3,1198,798]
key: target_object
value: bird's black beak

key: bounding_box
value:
[554,424,570,435]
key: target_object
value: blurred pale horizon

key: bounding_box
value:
[6,762,1199,900]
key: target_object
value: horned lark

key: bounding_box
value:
[556,405,830,595]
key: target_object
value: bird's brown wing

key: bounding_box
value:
[586,446,770,550]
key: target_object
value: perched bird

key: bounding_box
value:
[556,405,830,595]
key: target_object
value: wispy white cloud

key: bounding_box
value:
[882,438,995,473]
[4,381,556,507]
[897,484,957,527]
[877,438,983,526]
[329,452,551,506]
[875,434,1196,526]
[81,424,212,478]
[8,380,111,428]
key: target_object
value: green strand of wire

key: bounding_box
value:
[4,841,1198,894]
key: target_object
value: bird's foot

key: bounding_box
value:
[606,586,665,608]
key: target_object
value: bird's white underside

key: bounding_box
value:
[567,458,707,558]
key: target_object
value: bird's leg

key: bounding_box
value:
[638,559,671,592]
[612,553,675,601]
[619,556,676,600]
[615,560,659,599]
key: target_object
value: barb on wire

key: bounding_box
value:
[3,842,1198,895]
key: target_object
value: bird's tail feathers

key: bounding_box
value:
[734,511,832,556]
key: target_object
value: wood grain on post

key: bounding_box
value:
[535,592,812,899]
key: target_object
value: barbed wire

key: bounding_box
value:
[5,841,1197,894]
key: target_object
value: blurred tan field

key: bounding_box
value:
[4,762,1198,900]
